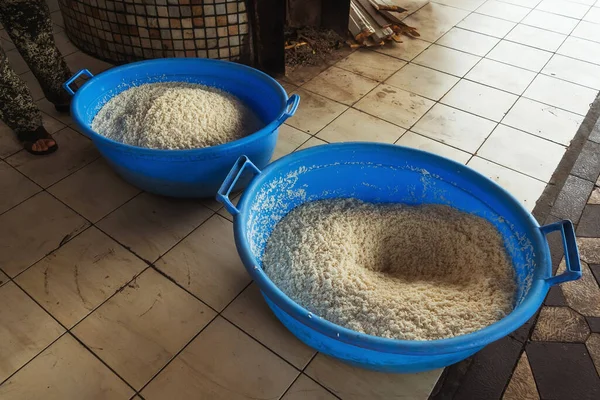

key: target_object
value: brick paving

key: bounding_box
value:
[431,100,600,400]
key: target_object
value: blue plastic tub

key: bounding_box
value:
[64,58,299,198]
[217,142,582,373]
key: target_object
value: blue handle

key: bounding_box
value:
[540,220,582,286]
[276,94,300,125]
[216,156,261,216]
[63,69,94,95]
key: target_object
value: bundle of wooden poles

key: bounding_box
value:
[349,0,421,46]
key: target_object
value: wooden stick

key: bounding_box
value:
[356,0,392,28]
[368,0,407,12]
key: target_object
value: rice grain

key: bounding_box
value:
[91,82,262,150]
[263,199,517,341]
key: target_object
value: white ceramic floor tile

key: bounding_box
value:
[542,54,600,90]
[306,354,442,400]
[386,64,460,100]
[412,103,497,152]
[477,125,566,181]
[0,192,89,278]
[0,161,40,215]
[413,45,481,76]
[271,125,311,161]
[354,84,435,129]
[441,80,518,121]
[487,40,553,71]
[6,128,99,188]
[318,108,406,143]
[504,24,566,51]
[53,31,78,57]
[521,10,579,34]
[536,0,590,19]
[477,1,531,22]
[374,39,430,61]
[557,36,600,65]
[336,50,407,81]
[458,13,517,38]
[436,27,500,56]
[0,121,22,159]
[502,98,584,145]
[19,71,44,101]
[524,74,597,115]
[572,20,600,42]
[0,334,134,400]
[396,131,472,164]
[6,49,29,75]
[303,67,379,106]
[467,157,546,211]
[47,158,141,223]
[0,33,15,51]
[41,112,66,135]
[402,3,470,42]
[286,88,348,134]
[64,51,112,75]
[278,80,297,95]
[499,0,541,7]
[282,375,335,400]
[466,58,536,94]
[296,137,328,151]
[584,6,600,23]
[222,284,316,370]
[432,0,486,11]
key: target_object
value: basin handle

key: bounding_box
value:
[63,69,94,95]
[276,94,300,125]
[217,156,261,216]
[540,220,582,286]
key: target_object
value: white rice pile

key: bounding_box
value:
[263,199,516,341]
[91,82,262,150]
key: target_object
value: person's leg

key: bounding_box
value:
[0,0,71,109]
[0,43,56,154]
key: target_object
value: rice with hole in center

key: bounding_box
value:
[262,199,517,341]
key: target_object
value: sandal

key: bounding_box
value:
[17,126,58,156]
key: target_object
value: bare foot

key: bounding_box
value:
[31,138,56,152]
[17,126,58,155]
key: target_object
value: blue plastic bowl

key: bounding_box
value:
[217,142,582,373]
[64,58,299,198]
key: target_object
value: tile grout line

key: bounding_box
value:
[3,273,144,395]
[367,8,600,87]
[298,65,561,183]
[435,67,600,400]
[132,276,303,397]
[463,3,543,165]
[399,3,570,193]
[466,2,581,169]
[3,4,597,394]
[7,187,141,281]
[320,47,590,132]
[332,6,592,177]
[1,177,251,394]
[298,32,594,137]
[0,125,103,218]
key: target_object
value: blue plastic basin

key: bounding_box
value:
[64,58,299,198]
[217,142,582,373]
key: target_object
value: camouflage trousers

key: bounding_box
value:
[0,0,71,133]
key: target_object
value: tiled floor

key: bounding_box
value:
[2,0,600,399]
[445,134,600,399]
